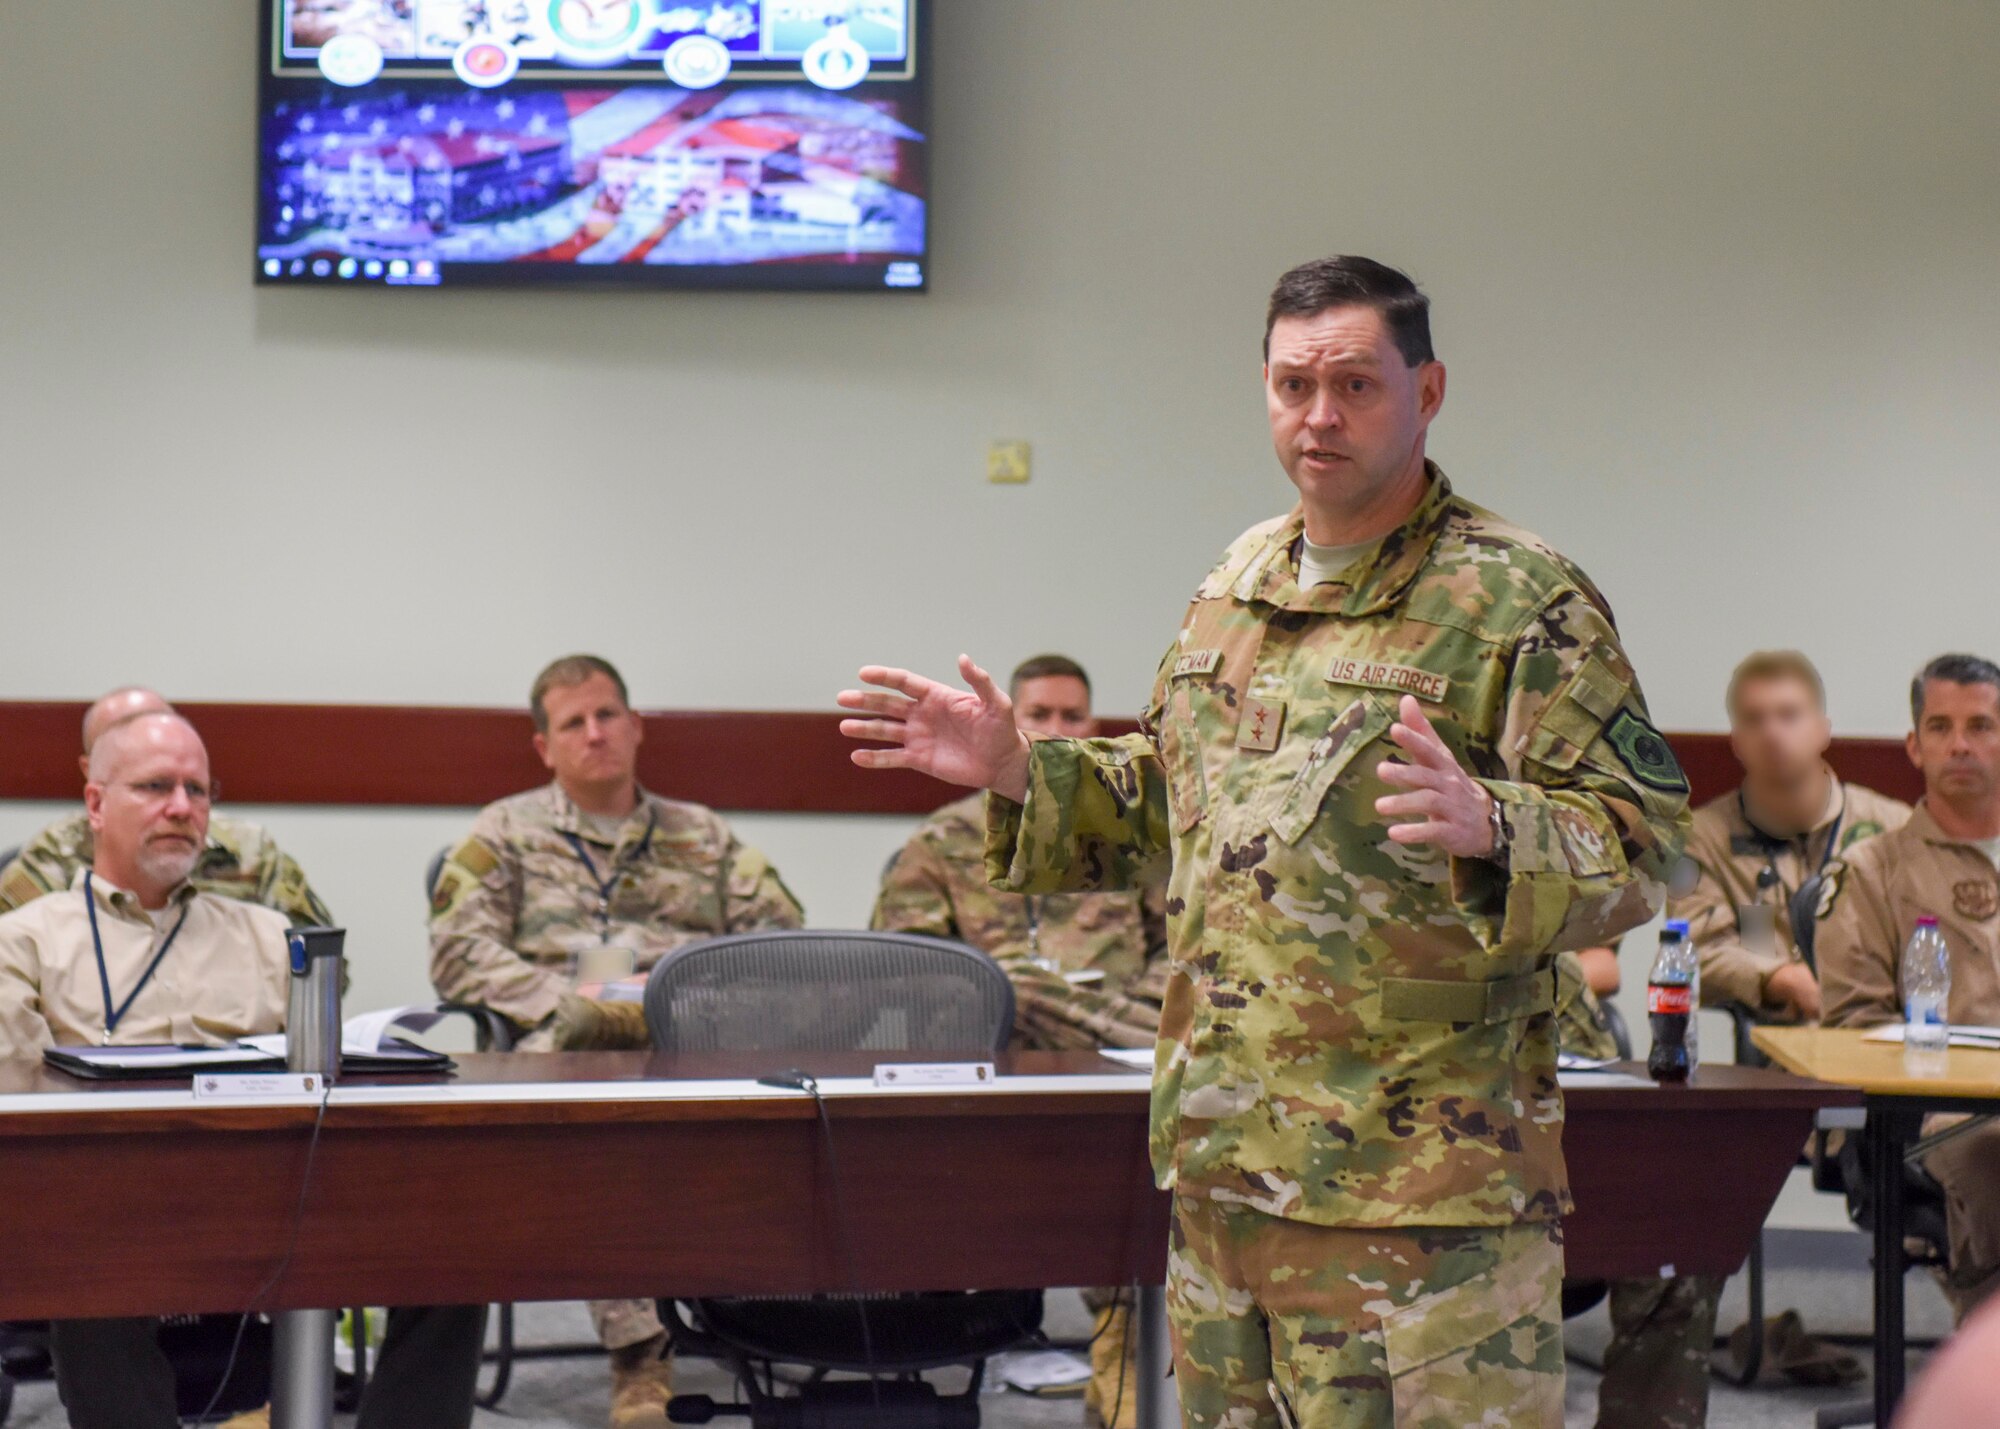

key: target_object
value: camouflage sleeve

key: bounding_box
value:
[1814,857,1902,1029]
[1005,953,1171,1051]
[256,848,336,928]
[722,838,805,932]
[427,824,563,1031]
[985,736,1174,897]
[0,832,73,915]
[1671,849,1771,1011]
[868,833,960,938]
[1460,590,1691,957]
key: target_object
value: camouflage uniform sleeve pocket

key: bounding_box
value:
[1379,1231,1564,1426]
[1517,645,1627,775]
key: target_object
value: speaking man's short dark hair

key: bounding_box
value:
[1264,256,1434,367]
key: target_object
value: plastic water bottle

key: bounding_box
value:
[1901,916,1952,1075]
[1647,919,1699,1083]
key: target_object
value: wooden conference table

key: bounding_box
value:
[0,1051,1852,1428]
[1753,1025,2000,1425]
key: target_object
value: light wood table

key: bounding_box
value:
[1752,1025,2000,1424]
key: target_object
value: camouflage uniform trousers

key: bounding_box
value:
[1593,1274,1725,1429]
[1167,1195,1564,1429]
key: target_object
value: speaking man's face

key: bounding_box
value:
[1265,305,1442,520]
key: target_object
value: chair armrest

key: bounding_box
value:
[435,1002,517,1053]
[1717,1000,1772,1068]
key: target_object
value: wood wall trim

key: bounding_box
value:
[0,701,1921,814]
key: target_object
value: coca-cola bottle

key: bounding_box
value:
[1647,919,1698,1083]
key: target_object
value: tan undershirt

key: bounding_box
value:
[1297,536,1380,588]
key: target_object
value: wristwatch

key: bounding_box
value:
[1486,790,1512,865]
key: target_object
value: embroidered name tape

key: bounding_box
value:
[1326,658,1450,702]
[1170,650,1223,679]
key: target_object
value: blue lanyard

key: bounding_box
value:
[561,807,658,933]
[84,871,191,1045]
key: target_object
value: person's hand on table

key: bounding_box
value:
[838,656,1034,801]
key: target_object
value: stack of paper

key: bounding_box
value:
[1861,1024,2000,1050]
[995,1349,1092,1397]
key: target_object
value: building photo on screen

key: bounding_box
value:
[256,0,929,291]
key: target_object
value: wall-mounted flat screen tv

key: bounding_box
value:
[256,1,928,291]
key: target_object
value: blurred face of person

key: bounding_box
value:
[534,673,643,806]
[1909,679,2000,816]
[84,716,212,907]
[1728,675,1832,789]
[1012,675,1095,740]
[1264,305,1445,543]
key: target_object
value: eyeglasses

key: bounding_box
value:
[119,778,219,805]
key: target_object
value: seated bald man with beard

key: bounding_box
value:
[0,711,485,1429]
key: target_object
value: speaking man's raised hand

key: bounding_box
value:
[838,655,1033,801]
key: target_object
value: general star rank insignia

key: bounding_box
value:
[1236,697,1285,752]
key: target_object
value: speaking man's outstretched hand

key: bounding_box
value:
[838,655,1033,802]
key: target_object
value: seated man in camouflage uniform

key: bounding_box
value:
[0,687,331,926]
[872,653,1169,1429]
[428,654,804,1429]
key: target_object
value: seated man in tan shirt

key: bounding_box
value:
[0,686,331,926]
[1672,650,1911,1022]
[1819,652,2000,1322]
[0,712,485,1429]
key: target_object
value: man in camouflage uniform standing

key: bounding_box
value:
[840,257,1688,1427]
[0,687,332,927]
[430,654,804,1429]
[874,651,1168,1429]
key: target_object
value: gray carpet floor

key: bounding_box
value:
[0,1233,1958,1427]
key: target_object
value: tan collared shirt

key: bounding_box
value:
[1819,802,2000,1030]
[0,871,290,1055]
[1669,772,1910,1013]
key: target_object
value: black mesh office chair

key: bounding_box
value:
[646,930,1043,1428]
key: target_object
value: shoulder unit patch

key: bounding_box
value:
[1605,709,1688,794]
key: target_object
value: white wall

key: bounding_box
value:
[4,0,1998,1035]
